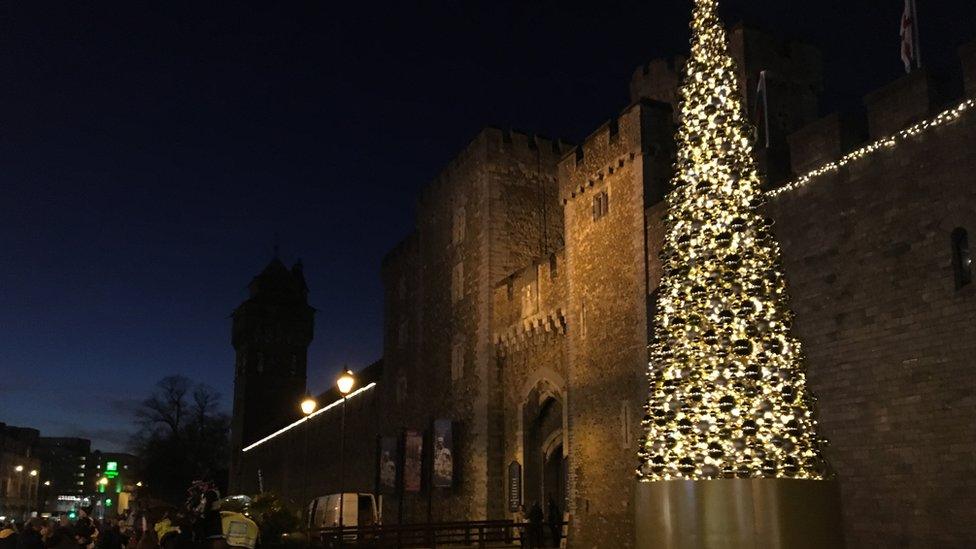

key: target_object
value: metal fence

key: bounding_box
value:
[300,519,566,548]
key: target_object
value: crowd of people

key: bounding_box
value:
[0,510,136,549]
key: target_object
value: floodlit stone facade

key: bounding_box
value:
[230,25,976,548]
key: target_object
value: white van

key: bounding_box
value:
[307,493,381,531]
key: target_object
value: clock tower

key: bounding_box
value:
[228,257,314,492]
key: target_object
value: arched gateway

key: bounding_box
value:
[520,374,567,512]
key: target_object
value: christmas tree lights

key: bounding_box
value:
[637,0,828,481]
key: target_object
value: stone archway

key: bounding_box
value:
[522,382,567,511]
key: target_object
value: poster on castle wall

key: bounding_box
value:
[377,436,398,494]
[403,430,423,493]
[432,419,454,488]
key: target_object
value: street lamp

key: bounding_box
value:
[29,470,37,477]
[300,394,317,545]
[14,465,24,472]
[336,369,355,545]
[337,370,355,396]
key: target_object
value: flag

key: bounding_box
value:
[901,0,919,73]
[753,70,770,148]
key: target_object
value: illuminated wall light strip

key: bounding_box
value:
[241,382,377,453]
[769,98,976,198]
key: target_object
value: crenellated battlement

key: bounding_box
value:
[962,40,976,96]
[781,43,975,194]
[558,99,673,203]
[630,56,686,109]
[491,249,568,354]
[418,126,571,208]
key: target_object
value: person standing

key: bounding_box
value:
[545,496,561,548]
[527,502,544,549]
[0,522,18,549]
[513,504,526,547]
[73,509,96,549]
[16,519,43,549]
[94,520,121,549]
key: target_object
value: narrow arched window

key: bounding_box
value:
[951,228,972,289]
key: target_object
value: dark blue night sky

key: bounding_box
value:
[2,0,973,451]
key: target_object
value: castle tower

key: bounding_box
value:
[228,257,314,493]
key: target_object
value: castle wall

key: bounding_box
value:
[766,79,976,548]
[233,384,382,509]
[376,128,569,523]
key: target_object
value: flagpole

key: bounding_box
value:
[762,71,770,149]
[912,0,923,69]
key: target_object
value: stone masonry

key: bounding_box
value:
[231,26,976,549]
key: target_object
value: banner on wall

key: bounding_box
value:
[432,419,454,488]
[507,461,522,512]
[403,430,423,493]
[377,436,399,494]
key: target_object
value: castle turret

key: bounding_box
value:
[228,257,314,492]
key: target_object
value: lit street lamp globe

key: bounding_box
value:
[14,465,24,472]
[98,477,109,486]
[336,369,356,396]
[29,470,38,477]
[300,396,317,415]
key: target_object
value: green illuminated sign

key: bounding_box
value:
[105,499,112,507]
[106,462,118,472]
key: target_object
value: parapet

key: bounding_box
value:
[558,99,674,203]
[863,69,952,139]
[492,249,568,352]
[630,56,686,109]
[418,127,571,208]
[787,112,866,176]
[482,126,573,166]
[961,40,976,97]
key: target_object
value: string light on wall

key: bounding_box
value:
[637,0,829,482]
[241,382,377,452]
[769,98,976,198]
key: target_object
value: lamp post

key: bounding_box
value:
[300,394,317,545]
[13,465,25,520]
[336,369,356,547]
[28,469,38,518]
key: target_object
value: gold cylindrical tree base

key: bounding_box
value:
[635,478,844,549]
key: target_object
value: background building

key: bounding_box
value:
[0,424,41,522]
[32,437,91,515]
[231,25,976,548]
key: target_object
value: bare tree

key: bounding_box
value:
[136,375,191,437]
[132,375,229,504]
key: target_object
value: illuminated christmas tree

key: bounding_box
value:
[637,0,829,481]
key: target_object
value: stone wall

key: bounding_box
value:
[766,71,976,548]
[376,127,570,523]
[556,101,673,548]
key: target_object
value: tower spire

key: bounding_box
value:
[637,0,828,481]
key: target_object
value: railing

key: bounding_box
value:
[307,520,567,548]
